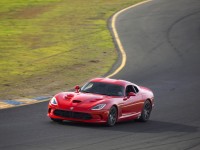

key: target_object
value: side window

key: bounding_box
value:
[133,86,139,93]
[125,85,135,96]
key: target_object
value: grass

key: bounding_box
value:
[0,0,144,99]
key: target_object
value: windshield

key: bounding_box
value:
[80,82,124,96]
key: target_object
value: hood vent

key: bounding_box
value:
[64,94,74,100]
[72,100,82,103]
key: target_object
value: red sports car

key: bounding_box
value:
[48,78,154,126]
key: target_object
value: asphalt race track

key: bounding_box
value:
[0,0,200,149]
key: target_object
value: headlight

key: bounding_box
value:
[91,104,106,110]
[50,97,58,105]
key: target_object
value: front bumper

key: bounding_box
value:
[48,106,109,123]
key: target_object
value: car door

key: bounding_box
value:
[121,85,143,116]
[132,85,144,113]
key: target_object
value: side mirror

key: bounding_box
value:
[75,85,80,93]
[123,92,136,100]
[128,92,136,97]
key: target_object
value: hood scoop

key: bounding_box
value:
[72,100,82,103]
[64,94,74,100]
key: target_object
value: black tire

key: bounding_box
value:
[139,100,152,122]
[107,106,118,127]
[51,118,63,123]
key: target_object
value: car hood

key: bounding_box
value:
[55,92,109,110]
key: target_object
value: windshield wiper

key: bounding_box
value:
[80,90,90,93]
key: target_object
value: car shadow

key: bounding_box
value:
[53,119,199,133]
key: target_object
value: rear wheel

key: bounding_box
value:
[107,106,118,127]
[51,118,63,123]
[139,100,152,122]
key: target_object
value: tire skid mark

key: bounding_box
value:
[166,10,200,61]
[111,134,200,150]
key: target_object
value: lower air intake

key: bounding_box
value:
[54,109,92,120]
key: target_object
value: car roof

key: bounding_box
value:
[90,78,132,87]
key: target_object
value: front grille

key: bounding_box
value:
[54,109,92,120]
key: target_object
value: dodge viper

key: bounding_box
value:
[48,78,154,126]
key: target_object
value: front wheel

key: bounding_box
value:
[138,100,152,122]
[107,106,118,127]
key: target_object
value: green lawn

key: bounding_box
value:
[0,0,143,99]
